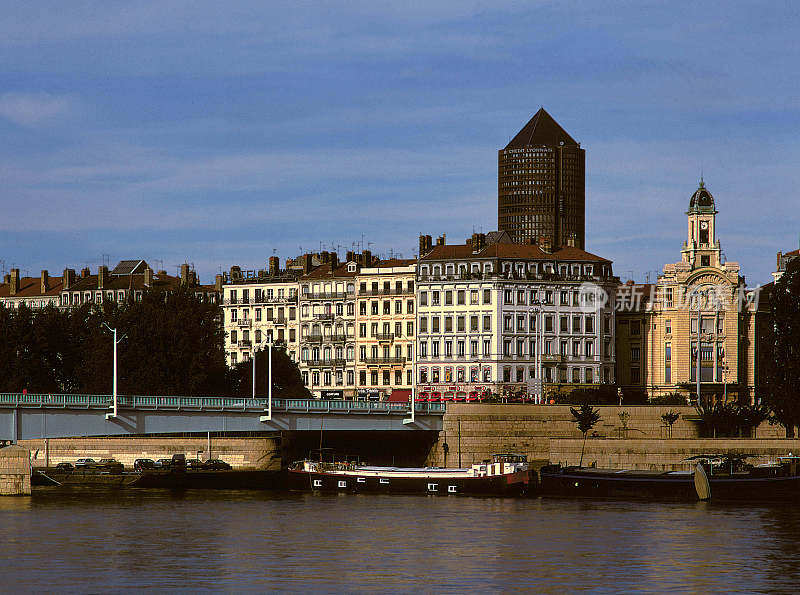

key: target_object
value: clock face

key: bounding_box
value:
[700,221,709,230]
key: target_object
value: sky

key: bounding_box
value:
[1,1,798,286]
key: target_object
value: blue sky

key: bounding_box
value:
[1,1,798,286]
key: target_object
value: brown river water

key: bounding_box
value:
[2,488,800,593]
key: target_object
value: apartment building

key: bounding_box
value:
[222,258,300,366]
[416,232,617,401]
[354,259,416,400]
[0,269,63,309]
[297,254,362,398]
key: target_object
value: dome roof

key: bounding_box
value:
[688,179,716,214]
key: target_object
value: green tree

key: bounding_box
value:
[570,404,601,467]
[661,410,680,438]
[232,345,311,399]
[761,258,800,437]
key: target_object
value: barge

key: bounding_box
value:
[288,453,532,496]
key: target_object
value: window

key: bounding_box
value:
[395,300,402,314]
[445,317,453,332]
[665,319,672,335]
[665,343,672,361]
[383,301,391,315]
[457,316,465,332]
[445,291,453,305]
[470,316,479,332]
[631,321,641,336]
[444,341,452,357]
[420,292,428,306]
[407,300,414,314]
[504,289,513,304]
[503,340,511,356]
[255,308,262,321]
[573,316,581,333]
[560,291,569,305]
[483,316,491,332]
[560,316,568,333]
[483,340,491,356]
[545,316,553,332]
[432,341,440,357]
[432,291,440,306]
[313,479,323,488]
[448,485,457,493]
[585,316,594,333]
[585,368,593,384]
[470,290,479,305]
[432,317,440,333]
[483,289,491,304]
[427,483,438,492]
[359,323,367,338]
[631,347,640,362]
[457,290,466,305]
[631,368,640,383]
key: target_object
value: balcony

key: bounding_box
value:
[306,334,324,343]
[358,288,414,297]
[236,319,252,328]
[303,292,354,300]
[374,333,394,342]
[304,359,347,368]
[364,357,406,366]
[313,313,335,321]
[542,354,565,363]
[274,316,288,325]
[238,339,252,348]
[330,334,349,343]
[225,295,298,306]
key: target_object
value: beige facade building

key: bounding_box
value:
[354,259,416,400]
[0,269,63,309]
[222,258,300,366]
[616,181,765,401]
[297,255,360,398]
[416,232,618,401]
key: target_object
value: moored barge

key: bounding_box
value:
[288,453,532,496]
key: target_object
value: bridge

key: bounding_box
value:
[0,393,445,441]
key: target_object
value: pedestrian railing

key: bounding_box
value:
[0,393,445,415]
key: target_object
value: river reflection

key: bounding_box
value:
[1,488,799,592]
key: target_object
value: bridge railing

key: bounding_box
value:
[0,393,445,415]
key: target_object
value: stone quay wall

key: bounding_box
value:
[550,438,800,471]
[424,404,788,468]
[0,445,32,496]
[20,437,281,471]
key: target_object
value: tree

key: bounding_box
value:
[761,258,800,437]
[570,404,601,467]
[232,345,311,399]
[661,410,680,438]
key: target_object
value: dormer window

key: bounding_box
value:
[347,263,357,273]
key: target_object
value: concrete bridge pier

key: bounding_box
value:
[0,445,31,496]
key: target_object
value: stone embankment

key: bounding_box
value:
[0,445,31,495]
[424,404,790,470]
[20,437,281,471]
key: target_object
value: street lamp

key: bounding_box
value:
[530,299,544,404]
[259,340,273,422]
[101,322,126,419]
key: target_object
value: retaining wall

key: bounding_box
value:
[20,437,281,471]
[0,445,31,496]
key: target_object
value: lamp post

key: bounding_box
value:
[530,299,543,404]
[101,322,126,419]
[259,340,273,421]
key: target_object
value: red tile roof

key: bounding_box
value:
[421,242,611,263]
[300,263,358,280]
[0,276,63,299]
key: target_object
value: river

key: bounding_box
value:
[2,488,799,593]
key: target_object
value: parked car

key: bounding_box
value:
[155,458,172,469]
[171,453,186,470]
[203,459,232,471]
[75,458,96,469]
[98,458,124,474]
[55,462,74,471]
[186,459,204,470]
[133,458,156,472]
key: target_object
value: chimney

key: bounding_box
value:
[98,266,108,289]
[566,235,577,248]
[268,256,279,276]
[81,267,90,278]
[144,267,153,286]
[40,270,49,294]
[329,252,339,270]
[215,274,224,292]
[180,264,190,287]
[777,251,783,271]
[363,250,372,266]
[436,234,446,246]
[346,250,355,263]
[303,254,314,274]
[9,269,20,296]
[3,274,9,285]
[63,268,76,290]
[229,266,241,281]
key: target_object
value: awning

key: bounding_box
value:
[388,389,412,402]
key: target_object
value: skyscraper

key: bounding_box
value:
[498,108,585,249]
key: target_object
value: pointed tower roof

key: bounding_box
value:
[504,108,579,150]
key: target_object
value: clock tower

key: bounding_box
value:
[682,179,722,270]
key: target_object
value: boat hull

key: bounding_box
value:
[539,466,697,501]
[288,469,531,496]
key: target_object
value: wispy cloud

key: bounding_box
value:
[0,92,71,126]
